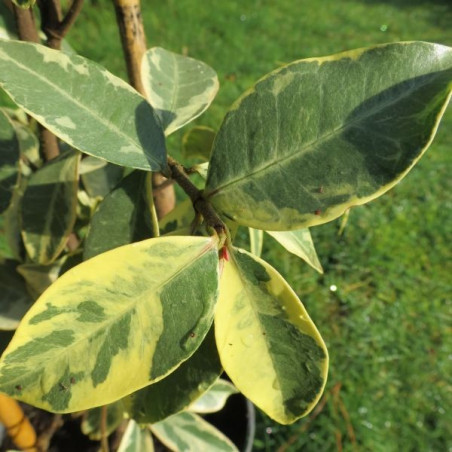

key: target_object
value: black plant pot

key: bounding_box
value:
[204,393,255,452]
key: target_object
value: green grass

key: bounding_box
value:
[5,0,452,450]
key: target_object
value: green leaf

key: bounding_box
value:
[248,228,263,257]
[267,229,323,274]
[12,121,41,168]
[0,109,20,213]
[0,236,219,412]
[1,169,26,261]
[0,2,17,40]
[17,260,64,299]
[11,0,36,9]
[118,420,154,452]
[142,47,219,135]
[79,156,108,174]
[151,412,238,452]
[182,126,216,161]
[126,327,222,423]
[159,199,195,236]
[21,150,80,264]
[81,401,125,440]
[0,260,32,330]
[0,40,167,171]
[84,171,153,260]
[80,158,124,198]
[188,379,238,414]
[215,247,328,424]
[205,42,452,230]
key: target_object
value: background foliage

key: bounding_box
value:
[2,0,451,450]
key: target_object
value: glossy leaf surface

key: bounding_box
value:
[126,327,222,423]
[17,260,63,299]
[215,248,328,424]
[84,171,153,260]
[249,228,263,257]
[0,109,19,213]
[206,42,452,230]
[118,420,154,452]
[159,199,195,236]
[267,229,323,273]
[151,412,238,452]
[182,126,216,161]
[81,159,124,198]
[21,150,79,264]
[188,379,238,414]
[0,236,219,412]
[0,40,166,171]
[142,47,219,135]
[0,260,32,330]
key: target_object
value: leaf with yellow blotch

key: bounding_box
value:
[0,236,219,412]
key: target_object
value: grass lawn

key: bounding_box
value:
[5,0,452,450]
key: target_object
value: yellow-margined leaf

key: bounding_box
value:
[0,236,219,412]
[151,412,238,452]
[118,420,154,452]
[215,247,328,424]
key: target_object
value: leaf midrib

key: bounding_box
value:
[3,239,216,385]
[207,68,446,197]
[1,45,160,167]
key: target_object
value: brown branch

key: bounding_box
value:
[12,4,40,42]
[167,156,226,239]
[100,406,109,452]
[112,0,175,219]
[57,0,84,39]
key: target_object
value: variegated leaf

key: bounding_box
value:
[12,121,40,168]
[205,42,452,230]
[0,40,167,171]
[215,247,328,424]
[0,236,219,412]
[126,327,222,423]
[81,401,125,440]
[159,199,195,236]
[0,260,32,330]
[0,2,17,41]
[17,260,64,299]
[80,158,124,198]
[188,379,238,414]
[151,412,238,452]
[0,109,20,213]
[84,171,153,260]
[248,228,263,257]
[182,126,216,161]
[267,229,323,274]
[21,150,80,264]
[142,47,219,135]
[118,420,154,452]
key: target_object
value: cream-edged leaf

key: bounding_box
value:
[215,247,328,424]
[248,228,263,257]
[267,229,323,273]
[142,47,219,135]
[0,236,219,412]
[0,40,167,171]
[20,150,80,264]
[151,412,238,452]
[118,420,154,452]
[206,42,452,230]
[188,379,238,414]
